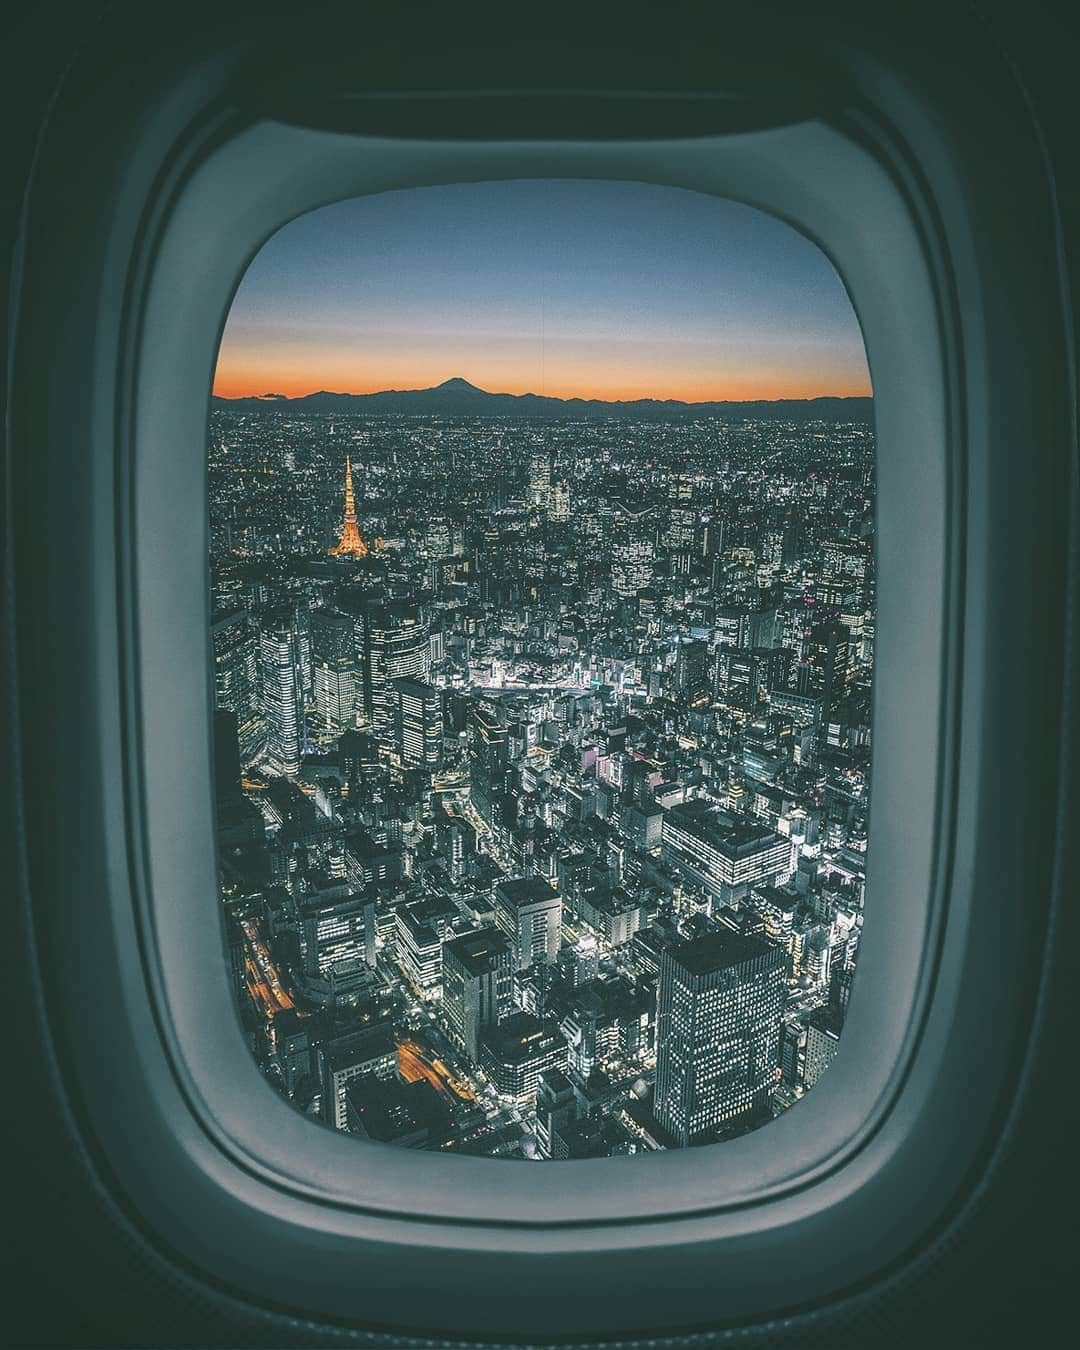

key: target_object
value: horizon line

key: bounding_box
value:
[211,375,874,405]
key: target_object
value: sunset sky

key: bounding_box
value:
[214,179,871,403]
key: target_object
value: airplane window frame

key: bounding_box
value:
[10,32,1070,1341]
[122,117,952,1329]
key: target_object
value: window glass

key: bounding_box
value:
[208,180,873,1158]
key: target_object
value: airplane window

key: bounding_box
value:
[208,179,874,1158]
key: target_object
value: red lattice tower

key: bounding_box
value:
[328,455,369,557]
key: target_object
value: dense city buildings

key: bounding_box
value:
[210,398,874,1158]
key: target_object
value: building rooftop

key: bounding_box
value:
[390,676,439,699]
[345,1073,452,1146]
[444,926,510,975]
[321,1021,397,1073]
[479,1011,560,1062]
[668,929,781,978]
[496,876,559,909]
[665,800,786,857]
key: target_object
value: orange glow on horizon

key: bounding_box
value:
[213,366,871,403]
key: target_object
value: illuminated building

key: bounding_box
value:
[317,1021,398,1131]
[468,704,511,831]
[803,1008,842,1088]
[212,610,262,760]
[611,533,654,599]
[327,456,369,557]
[478,1011,569,1108]
[442,927,512,1062]
[310,607,357,735]
[258,609,304,776]
[528,450,551,509]
[299,891,376,979]
[654,931,785,1145]
[535,1067,578,1159]
[661,801,790,910]
[801,619,851,720]
[391,677,443,770]
[436,814,476,884]
[395,900,452,996]
[674,638,709,700]
[494,877,562,971]
[363,601,430,742]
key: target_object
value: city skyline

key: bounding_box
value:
[214,180,872,404]
[208,178,872,1159]
[210,405,872,1157]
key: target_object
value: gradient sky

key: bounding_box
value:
[215,179,871,403]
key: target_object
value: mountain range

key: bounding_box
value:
[211,377,873,422]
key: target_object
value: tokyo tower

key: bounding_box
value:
[328,456,369,558]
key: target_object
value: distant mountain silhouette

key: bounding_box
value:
[211,377,873,422]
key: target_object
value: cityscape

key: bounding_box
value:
[209,181,874,1159]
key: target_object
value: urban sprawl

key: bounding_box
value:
[210,403,873,1158]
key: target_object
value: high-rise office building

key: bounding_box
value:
[258,609,304,776]
[300,892,376,979]
[391,677,443,770]
[468,704,512,831]
[310,607,357,735]
[611,533,654,599]
[494,877,562,970]
[317,1021,397,1131]
[802,619,851,720]
[436,814,476,883]
[803,1008,842,1089]
[442,927,512,1063]
[212,609,262,760]
[528,450,551,509]
[363,601,430,743]
[654,931,785,1145]
[675,638,709,700]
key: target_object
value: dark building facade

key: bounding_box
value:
[654,931,785,1146]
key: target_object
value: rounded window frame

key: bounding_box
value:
[124,114,953,1324]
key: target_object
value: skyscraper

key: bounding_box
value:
[363,601,430,743]
[654,931,785,1145]
[310,607,357,735]
[535,1067,579,1159]
[803,1007,842,1089]
[391,677,443,770]
[442,927,512,1063]
[212,609,262,760]
[468,704,512,831]
[258,609,304,776]
[802,619,851,720]
[528,449,551,509]
[674,638,709,700]
[478,1011,568,1108]
[436,813,476,884]
[611,533,654,599]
